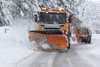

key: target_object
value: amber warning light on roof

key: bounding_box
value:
[41,7,65,11]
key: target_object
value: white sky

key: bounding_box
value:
[88,0,100,3]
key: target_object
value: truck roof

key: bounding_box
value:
[40,7,66,13]
[76,26,88,30]
[40,11,66,13]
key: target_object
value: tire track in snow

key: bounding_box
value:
[53,42,95,67]
[77,52,100,67]
[30,52,57,67]
[10,51,43,67]
[47,52,57,67]
[74,38,100,67]
[52,52,73,67]
[68,51,94,67]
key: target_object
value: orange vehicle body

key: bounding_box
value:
[29,31,68,50]
[28,7,71,50]
[73,27,92,43]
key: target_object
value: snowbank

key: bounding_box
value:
[0,17,36,67]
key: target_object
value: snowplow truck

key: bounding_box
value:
[73,27,92,44]
[28,7,72,51]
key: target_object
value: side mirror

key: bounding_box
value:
[68,14,73,23]
[35,15,38,22]
[69,14,73,18]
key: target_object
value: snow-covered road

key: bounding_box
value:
[13,37,100,67]
[0,18,100,67]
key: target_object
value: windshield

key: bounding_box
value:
[78,28,87,34]
[39,13,66,24]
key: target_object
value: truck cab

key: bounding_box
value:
[28,7,72,51]
[35,7,71,34]
[74,27,92,44]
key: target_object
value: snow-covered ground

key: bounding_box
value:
[0,18,100,67]
[0,17,36,67]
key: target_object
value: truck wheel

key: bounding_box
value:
[29,36,32,42]
[88,37,91,43]
[67,43,70,49]
[67,37,70,49]
[85,38,88,44]
[85,41,87,44]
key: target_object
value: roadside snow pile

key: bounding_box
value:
[89,34,100,56]
[0,17,36,67]
[76,34,100,56]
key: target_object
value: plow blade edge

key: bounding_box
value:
[28,30,68,50]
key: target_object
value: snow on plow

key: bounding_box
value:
[28,30,69,51]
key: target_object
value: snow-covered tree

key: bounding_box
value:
[78,0,100,33]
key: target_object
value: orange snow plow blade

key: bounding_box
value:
[47,35,68,49]
[28,30,68,50]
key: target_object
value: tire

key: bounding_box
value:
[67,43,70,49]
[29,36,32,42]
[67,37,70,49]
[85,40,87,44]
[88,36,91,43]
[85,37,88,44]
